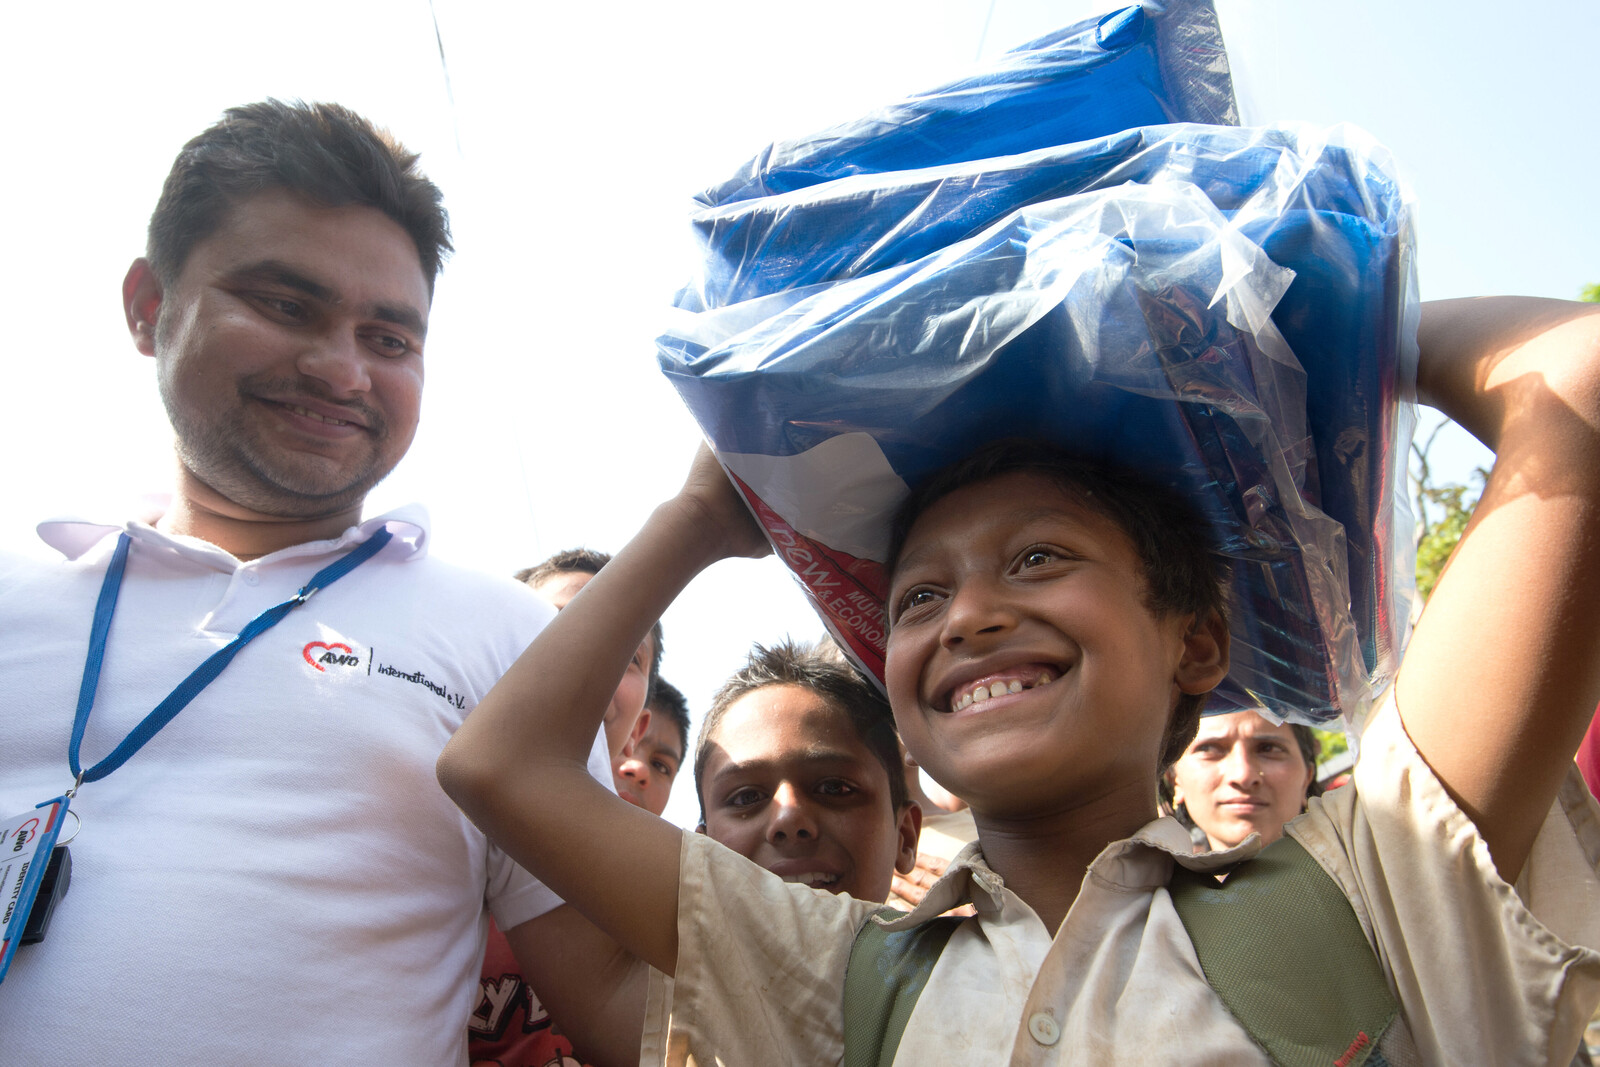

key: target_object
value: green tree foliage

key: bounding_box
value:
[1582,283,1600,303]
[1415,478,1482,600]
[1312,726,1349,765]
[1410,419,1485,603]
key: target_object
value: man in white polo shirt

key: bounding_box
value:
[0,101,609,1064]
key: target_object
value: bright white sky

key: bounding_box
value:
[3,0,1594,828]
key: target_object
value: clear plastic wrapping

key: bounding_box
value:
[660,6,1416,727]
[696,0,1237,211]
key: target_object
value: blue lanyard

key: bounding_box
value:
[67,526,394,789]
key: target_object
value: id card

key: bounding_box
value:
[0,796,69,985]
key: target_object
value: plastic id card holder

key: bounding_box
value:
[0,796,71,985]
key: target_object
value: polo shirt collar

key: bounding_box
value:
[878,815,1264,932]
[37,497,431,567]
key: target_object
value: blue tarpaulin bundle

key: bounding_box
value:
[696,1,1236,210]
[660,1,1416,726]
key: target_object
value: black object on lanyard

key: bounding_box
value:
[67,526,394,789]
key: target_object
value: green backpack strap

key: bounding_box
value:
[842,907,963,1067]
[1169,834,1398,1067]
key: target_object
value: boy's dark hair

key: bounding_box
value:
[646,679,692,757]
[694,638,909,825]
[516,548,665,701]
[147,99,451,291]
[886,439,1229,770]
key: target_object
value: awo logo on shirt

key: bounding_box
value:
[300,637,468,709]
[303,640,366,673]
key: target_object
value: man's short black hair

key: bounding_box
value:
[693,638,908,825]
[645,679,691,758]
[886,438,1229,770]
[147,99,451,291]
[514,547,610,587]
[516,548,665,702]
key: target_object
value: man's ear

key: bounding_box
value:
[894,801,923,876]
[1175,609,1230,695]
[123,258,164,357]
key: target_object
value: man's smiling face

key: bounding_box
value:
[142,187,430,521]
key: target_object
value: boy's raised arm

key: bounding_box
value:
[1398,296,1600,881]
[438,447,770,975]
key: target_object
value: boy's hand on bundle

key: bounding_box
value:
[673,443,772,562]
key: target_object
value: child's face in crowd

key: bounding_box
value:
[884,472,1223,820]
[698,684,918,902]
[613,709,684,817]
[531,571,654,757]
[1169,711,1314,851]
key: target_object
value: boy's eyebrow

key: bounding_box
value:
[709,746,867,782]
[893,501,1110,579]
[890,541,937,580]
[228,259,428,337]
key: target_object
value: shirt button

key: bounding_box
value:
[1027,1012,1060,1046]
[241,571,259,586]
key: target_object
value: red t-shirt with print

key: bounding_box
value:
[469,921,591,1067]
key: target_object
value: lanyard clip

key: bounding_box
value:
[64,769,85,800]
[293,585,320,605]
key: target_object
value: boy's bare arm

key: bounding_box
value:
[505,907,648,1067]
[438,447,770,975]
[1400,296,1600,881]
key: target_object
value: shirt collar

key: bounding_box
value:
[37,498,431,568]
[876,815,1265,932]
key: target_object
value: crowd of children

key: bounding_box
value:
[442,296,1600,1066]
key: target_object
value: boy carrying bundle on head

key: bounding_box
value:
[440,295,1600,1065]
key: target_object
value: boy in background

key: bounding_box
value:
[518,548,664,758]
[692,639,919,903]
[615,680,690,816]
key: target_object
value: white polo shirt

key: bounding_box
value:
[0,504,610,1065]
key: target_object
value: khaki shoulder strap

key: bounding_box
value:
[842,907,963,1067]
[1169,834,1398,1067]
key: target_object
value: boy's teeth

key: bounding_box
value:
[952,674,1054,711]
[780,872,838,887]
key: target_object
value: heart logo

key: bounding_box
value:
[303,641,353,672]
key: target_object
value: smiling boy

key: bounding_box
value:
[441,296,1600,1065]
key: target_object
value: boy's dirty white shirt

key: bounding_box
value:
[640,696,1600,1066]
